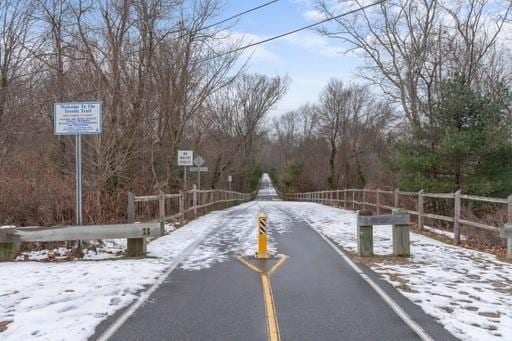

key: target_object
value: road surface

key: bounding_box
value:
[92,200,457,341]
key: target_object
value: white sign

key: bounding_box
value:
[228,175,232,182]
[194,155,205,167]
[54,102,102,135]
[178,150,193,166]
[190,167,208,172]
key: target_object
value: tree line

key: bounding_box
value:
[269,0,512,199]
[2,0,512,226]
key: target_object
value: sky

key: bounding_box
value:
[219,0,363,117]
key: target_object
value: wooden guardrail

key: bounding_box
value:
[283,188,512,258]
[128,184,256,227]
[0,223,161,261]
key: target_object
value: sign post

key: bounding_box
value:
[54,102,102,228]
[178,150,193,190]
[193,155,205,189]
[228,175,232,191]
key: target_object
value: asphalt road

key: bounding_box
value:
[93,202,458,341]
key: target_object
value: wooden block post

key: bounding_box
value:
[159,190,165,235]
[127,191,146,257]
[357,210,374,257]
[0,240,20,261]
[362,189,367,211]
[126,238,146,257]
[392,208,410,257]
[343,190,347,209]
[352,190,355,210]
[193,185,198,218]
[179,190,184,223]
[417,190,424,230]
[454,190,461,244]
[376,189,380,215]
[507,197,512,259]
[394,189,399,208]
[127,192,135,224]
[501,224,512,259]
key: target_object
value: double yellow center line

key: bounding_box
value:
[237,255,287,341]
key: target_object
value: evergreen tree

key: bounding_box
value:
[392,76,512,195]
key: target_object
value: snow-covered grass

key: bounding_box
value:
[279,201,512,341]
[0,202,258,340]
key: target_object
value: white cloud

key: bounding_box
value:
[283,31,346,58]
[303,9,328,22]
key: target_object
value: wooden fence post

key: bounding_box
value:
[357,210,373,257]
[127,192,135,223]
[394,189,399,208]
[193,185,198,218]
[392,208,410,257]
[159,190,165,235]
[376,189,380,215]
[454,190,461,244]
[352,190,355,210]
[363,189,367,211]
[417,190,424,230]
[127,191,146,257]
[507,195,512,258]
[179,190,184,223]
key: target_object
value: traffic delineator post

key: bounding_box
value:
[256,213,269,259]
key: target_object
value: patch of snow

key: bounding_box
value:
[424,225,467,241]
[282,202,512,341]
[0,202,257,340]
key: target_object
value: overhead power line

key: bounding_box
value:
[198,0,386,64]
[9,0,384,116]
[1,0,282,91]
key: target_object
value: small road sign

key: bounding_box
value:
[194,155,205,167]
[54,102,102,135]
[228,175,232,182]
[189,167,208,172]
[178,150,193,166]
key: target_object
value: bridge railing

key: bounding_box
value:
[282,188,512,256]
[128,185,257,227]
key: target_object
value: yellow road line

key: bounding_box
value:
[261,274,280,341]
[268,255,288,277]
[236,255,287,341]
[236,256,263,273]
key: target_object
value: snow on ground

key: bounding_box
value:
[257,173,278,197]
[280,201,512,341]
[0,202,259,341]
[181,201,291,270]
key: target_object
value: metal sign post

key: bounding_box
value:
[54,102,102,227]
[193,155,205,189]
[178,150,193,190]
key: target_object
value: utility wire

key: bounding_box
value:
[7,0,384,120]
[1,0,282,91]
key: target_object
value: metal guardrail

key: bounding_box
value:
[0,223,161,261]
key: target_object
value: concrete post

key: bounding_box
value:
[417,190,424,230]
[193,185,198,218]
[392,208,410,257]
[454,190,461,244]
[357,210,373,257]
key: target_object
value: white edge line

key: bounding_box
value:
[96,207,245,341]
[312,228,435,341]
